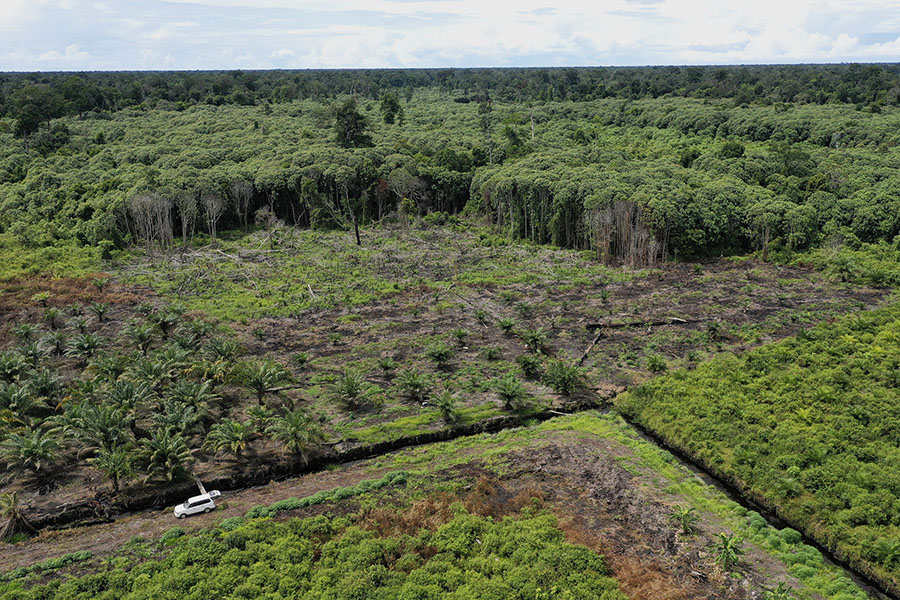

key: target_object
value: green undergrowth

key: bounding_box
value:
[119,225,637,322]
[617,301,900,592]
[355,412,873,600]
[0,413,873,600]
[0,234,102,281]
[351,403,509,445]
[242,470,409,520]
[0,552,94,583]
[793,240,900,287]
[0,507,626,600]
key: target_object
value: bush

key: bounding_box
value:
[6,505,627,599]
[159,526,186,546]
[516,354,543,379]
[645,353,668,373]
[495,373,529,411]
[780,528,802,544]
[543,360,583,396]
[396,369,430,402]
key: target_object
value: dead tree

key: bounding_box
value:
[201,193,225,245]
[587,199,665,267]
[229,180,254,230]
[173,190,198,248]
[129,192,173,255]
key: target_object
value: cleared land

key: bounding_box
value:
[0,223,884,520]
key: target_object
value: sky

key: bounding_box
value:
[1,0,900,71]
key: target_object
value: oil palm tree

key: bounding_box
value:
[139,428,192,482]
[267,409,325,464]
[0,492,35,540]
[0,427,60,478]
[237,360,291,404]
[88,448,134,493]
[203,418,253,459]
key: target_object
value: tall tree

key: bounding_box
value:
[229,180,254,230]
[380,92,402,124]
[10,84,63,139]
[201,193,225,245]
[333,96,371,148]
[477,99,495,164]
[173,189,198,248]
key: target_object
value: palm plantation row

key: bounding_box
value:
[0,282,589,501]
[0,299,331,493]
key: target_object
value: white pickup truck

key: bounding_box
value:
[173,490,221,518]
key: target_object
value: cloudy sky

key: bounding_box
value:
[2,0,900,71]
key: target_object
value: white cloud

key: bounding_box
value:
[0,0,899,69]
[270,48,295,58]
[37,43,91,63]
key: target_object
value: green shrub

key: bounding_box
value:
[516,353,543,379]
[396,369,430,402]
[159,526,186,546]
[543,359,583,396]
[6,506,626,599]
[645,352,668,373]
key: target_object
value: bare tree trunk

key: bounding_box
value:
[201,193,225,246]
[229,180,254,231]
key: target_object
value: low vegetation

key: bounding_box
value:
[0,508,626,600]
[618,301,900,590]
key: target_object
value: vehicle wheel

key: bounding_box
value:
[178,514,186,519]
[204,507,212,513]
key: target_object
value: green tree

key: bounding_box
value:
[424,342,454,370]
[139,429,192,482]
[396,369,430,403]
[333,96,371,148]
[0,428,60,477]
[669,505,699,535]
[10,84,63,138]
[237,360,292,405]
[124,322,155,355]
[50,402,133,456]
[543,360,583,396]
[713,532,743,571]
[380,92,402,124]
[495,373,528,411]
[204,419,253,459]
[330,370,369,409]
[267,410,325,463]
[89,448,134,493]
[432,391,458,423]
[0,492,34,540]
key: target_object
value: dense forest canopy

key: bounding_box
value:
[3,64,900,122]
[1,64,900,273]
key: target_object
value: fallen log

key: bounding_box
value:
[586,316,694,330]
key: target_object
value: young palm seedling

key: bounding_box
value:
[713,533,743,571]
[668,505,699,535]
[495,373,528,411]
[432,390,458,423]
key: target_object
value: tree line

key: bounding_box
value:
[3,63,900,137]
